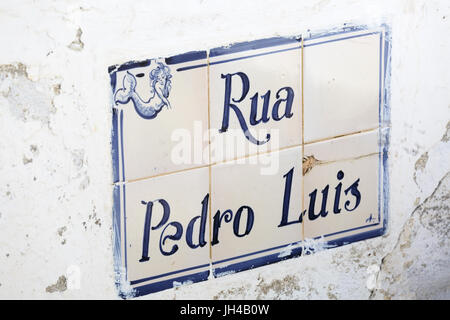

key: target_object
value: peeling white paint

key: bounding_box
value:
[115,266,136,299]
[173,280,194,289]
[302,237,337,255]
[214,270,237,278]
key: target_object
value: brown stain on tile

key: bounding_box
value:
[302,155,321,175]
[302,152,379,176]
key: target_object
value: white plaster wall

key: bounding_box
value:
[0,0,448,299]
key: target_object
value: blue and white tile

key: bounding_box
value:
[303,28,384,143]
[209,37,302,164]
[110,52,209,183]
[302,129,385,249]
[210,147,303,276]
[114,167,210,296]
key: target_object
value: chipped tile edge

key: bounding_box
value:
[113,185,136,299]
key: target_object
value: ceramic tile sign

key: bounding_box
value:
[109,25,391,298]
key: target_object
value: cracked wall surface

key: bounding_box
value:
[0,0,449,299]
[371,173,450,299]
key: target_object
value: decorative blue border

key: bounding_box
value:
[112,185,122,290]
[165,50,207,65]
[110,24,391,298]
[111,108,120,184]
[133,270,210,297]
[210,36,300,57]
[303,31,379,48]
[177,36,301,72]
[212,242,303,277]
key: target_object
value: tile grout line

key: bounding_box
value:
[316,151,380,166]
[206,50,214,277]
[115,143,302,185]
[116,164,211,185]
[301,36,305,246]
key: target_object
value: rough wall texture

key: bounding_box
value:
[0,0,448,299]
